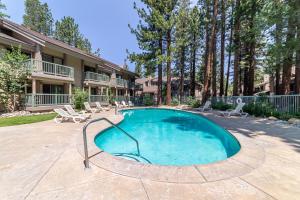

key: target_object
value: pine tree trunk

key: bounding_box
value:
[219,0,226,96]
[295,0,300,94]
[190,34,196,97]
[203,1,210,79]
[275,20,283,95]
[282,6,296,95]
[212,31,217,97]
[225,2,234,97]
[232,0,241,96]
[179,47,185,103]
[166,30,172,105]
[275,67,281,95]
[247,0,256,96]
[202,0,218,103]
[157,36,163,105]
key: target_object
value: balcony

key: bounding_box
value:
[24,59,74,81]
[113,78,131,88]
[135,83,143,90]
[84,71,110,85]
[25,94,72,107]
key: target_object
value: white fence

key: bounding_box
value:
[89,95,109,103]
[25,94,72,107]
[24,59,74,78]
[211,95,300,114]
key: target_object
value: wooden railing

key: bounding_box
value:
[25,94,72,107]
[85,72,110,83]
[89,95,109,103]
[24,59,74,79]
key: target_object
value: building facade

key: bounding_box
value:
[135,76,202,99]
[0,19,137,111]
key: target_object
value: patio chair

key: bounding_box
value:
[84,102,100,113]
[54,108,86,123]
[95,102,110,111]
[195,101,212,112]
[114,101,123,108]
[121,100,129,107]
[219,102,248,118]
[64,105,91,119]
[128,100,134,107]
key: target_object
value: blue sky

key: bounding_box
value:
[3,0,197,71]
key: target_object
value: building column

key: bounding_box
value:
[32,79,36,94]
[100,87,104,95]
[31,79,36,107]
[88,85,91,102]
[68,83,72,103]
[25,81,28,94]
[106,87,109,96]
[33,45,42,72]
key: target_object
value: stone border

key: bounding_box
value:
[76,108,265,183]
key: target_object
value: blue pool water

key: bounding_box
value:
[94,108,240,166]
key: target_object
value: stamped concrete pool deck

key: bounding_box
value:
[0,108,300,200]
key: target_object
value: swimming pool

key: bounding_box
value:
[94,108,240,166]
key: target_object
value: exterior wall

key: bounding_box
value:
[0,21,137,111]
[42,47,64,59]
[65,54,82,87]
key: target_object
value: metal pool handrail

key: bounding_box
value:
[82,117,140,168]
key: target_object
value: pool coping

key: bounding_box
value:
[76,107,265,184]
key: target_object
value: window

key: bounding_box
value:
[43,84,64,94]
[42,54,64,64]
[84,66,96,72]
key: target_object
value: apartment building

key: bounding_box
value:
[135,76,202,98]
[0,19,137,111]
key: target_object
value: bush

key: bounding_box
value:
[143,94,154,106]
[243,102,277,118]
[171,98,179,106]
[212,102,233,111]
[73,88,88,110]
[242,101,300,121]
[186,96,201,108]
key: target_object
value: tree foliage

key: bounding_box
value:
[54,16,92,53]
[23,0,53,36]
[0,0,9,19]
[0,47,29,112]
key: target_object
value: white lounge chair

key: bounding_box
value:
[195,101,212,112]
[95,102,110,111]
[128,100,134,107]
[114,101,123,108]
[54,108,86,123]
[121,100,129,107]
[64,105,91,119]
[219,102,248,118]
[84,102,100,113]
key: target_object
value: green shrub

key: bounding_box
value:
[171,98,179,106]
[143,94,154,106]
[186,96,201,108]
[73,88,88,110]
[243,102,277,118]
[212,102,233,111]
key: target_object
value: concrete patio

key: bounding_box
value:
[0,109,300,200]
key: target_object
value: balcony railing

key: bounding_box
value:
[25,94,72,107]
[89,95,109,103]
[24,59,74,79]
[85,72,110,83]
[116,78,128,87]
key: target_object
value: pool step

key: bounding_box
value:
[113,153,151,164]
